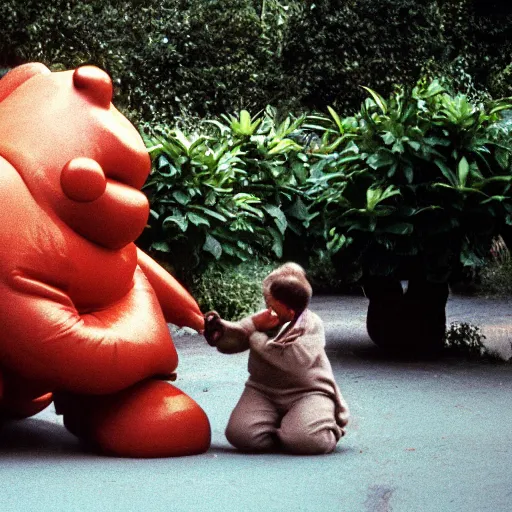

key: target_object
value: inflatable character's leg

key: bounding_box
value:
[55,380,211,457]
[0,369,53,419]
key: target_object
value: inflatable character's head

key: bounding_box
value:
[0,63,150,249]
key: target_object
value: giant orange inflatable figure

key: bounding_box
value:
[0,63,210,457]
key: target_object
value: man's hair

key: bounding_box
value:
[267,267,312,316]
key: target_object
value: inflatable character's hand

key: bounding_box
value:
[137,249,204,332]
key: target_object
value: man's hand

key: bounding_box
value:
[204,311,224,346]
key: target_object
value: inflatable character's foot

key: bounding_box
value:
[0,371,53,419]
[0,392,53,420]
[57,380,211,457]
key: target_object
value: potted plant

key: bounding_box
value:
[307,79,512,355]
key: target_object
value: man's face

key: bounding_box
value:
[265,295,295,323]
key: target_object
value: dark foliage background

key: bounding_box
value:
[1,0,511,125]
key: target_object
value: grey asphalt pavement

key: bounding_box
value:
[1,293,511,512]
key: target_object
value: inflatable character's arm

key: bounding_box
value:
[136,248,204,332]
[1,272,177,395]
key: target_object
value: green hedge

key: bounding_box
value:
[1,1,511,125]
[0,0,296,125]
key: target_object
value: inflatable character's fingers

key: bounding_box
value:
[204,311,224,346]
[60,157,107,202]
[73,65,113,108]
[136,249,205,332]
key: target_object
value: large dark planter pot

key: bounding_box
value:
[363,276,449,356]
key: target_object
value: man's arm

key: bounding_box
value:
[204,312,252,354]
[204,307,282,354]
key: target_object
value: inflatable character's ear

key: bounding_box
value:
[73,65,113,108]
[60,157,107,202]
[0,62,50,103]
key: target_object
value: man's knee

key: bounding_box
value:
[225,421,277,452]
[279,426,338,455]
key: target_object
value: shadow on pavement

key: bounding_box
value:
[0,417,82,457]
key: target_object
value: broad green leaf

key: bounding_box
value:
[163,213,188,232]
[366,185,400,211]
[391,140,405,154]
[337,154,362,166]
[205,190,216,206]
[173,190,191,205]
[151,241,171,252]
[434,159,458,187]
[457,157,469,187]
[380,222,414,235]
[173,129,192,152]
[203,119,231,136]
[321,136,345,153]
[381,131,396,145]
[387,163,398,178]
[233,110,261,136]
[189,136,212,153]
[202,234,222,260]
[480,195,507,204]
[421,79,445,99]
[191,206,227,222]
[268,139,303,155]
[292,160,308,183]
[361,86,388,114]
[424,137,451,147]
[263,205,287,234]
[238,203,264,218]
[187,212,210,227]
[240,110,252,132]
[267,227,283,258]
[475,176,512,186]
[495,147,510,169]
[367,151,395,170]
[157,155,170,169]
[146,143,163,154]
[286,197,310,221]
[275,117,291,138]
[404,165,414,184]
[327,106,343,133]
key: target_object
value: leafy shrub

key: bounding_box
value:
[438,0,512,98]
[478,235,512,296]
[307,78,512,283]
[0,0,299,125]
[188,260,275,321]
[444,321,488,357]
[479,260,512,297]
[306,250,362,294]
[1,1,512,124]
[139,107,314,275]
[282,0,445,117]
